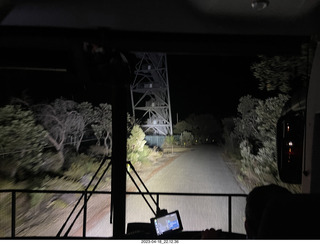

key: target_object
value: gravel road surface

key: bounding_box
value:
[86,145,247,237]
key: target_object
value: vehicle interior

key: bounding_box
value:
[1,0,320,239]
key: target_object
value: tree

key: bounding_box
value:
[236,94,289,185]
[34,99,84,167]
[76,102,95,151]
[233,95,261,149]
[255,94,289,165]
[180,131,194,146]
[91,103,112,156]
[251,44,312,94]
[228,46,310,190]
[0,105,47,178]
[173,120,192,134]
[174,114,221,144]
[185,113,221,143]
[256,95,289,141]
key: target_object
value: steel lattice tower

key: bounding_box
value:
[130,53,173,135]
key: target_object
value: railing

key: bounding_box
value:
[0,189,247,239]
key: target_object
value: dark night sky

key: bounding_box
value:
[1,50,262,122]
[167,54,260,121]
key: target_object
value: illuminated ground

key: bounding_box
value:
[86,145,247,237]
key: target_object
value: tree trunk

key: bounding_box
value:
[104,132,112,156]
[47,134,65,166]
[76,132,84,152]
[104,133,109,156]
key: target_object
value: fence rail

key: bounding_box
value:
[0,189,247,239]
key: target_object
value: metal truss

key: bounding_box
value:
[130,53,173,135]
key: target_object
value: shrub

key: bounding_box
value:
[0,105,48,179]
[41,151,64,173]
[88,145,107,157]
[64,154,102,182]
[127,125,147,165]
[164,135,175,147]
[138,145,152,164]
[126,124,162,165]
[180,131,194,146]
[236,95,289,187]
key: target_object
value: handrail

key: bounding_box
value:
[127,191,247,197]
[0,189,247,238]
[126,161,161,216]
[1,189,247,197]
[58,158,112,237]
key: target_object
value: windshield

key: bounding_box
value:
[0,32,313,237]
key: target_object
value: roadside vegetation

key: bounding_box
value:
[1,94,207,236]
[0,99,163,236]
[222,44,313,193]
[173,113,222,146]
[0,95,221,236]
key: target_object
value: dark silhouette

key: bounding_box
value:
[244,184,291,239]
[258,193,320,239]
[201,184,292,239]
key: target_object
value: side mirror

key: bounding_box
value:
[276,111,304,184]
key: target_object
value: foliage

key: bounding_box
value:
[126,124,162,165]
[233,95,261,143]
[63,154,102,182]
[88,145,107,157]
[91,103,112,156]
[186,114,221,143]
[173,120,192,134]
[127,124,147,164]
[221,118,241,159]
[174,114,221,144]
[0,105,48,178]
[29,175,86,211]
[251,55,294,93]
[180,131,194,146]
[76,101,95,151]
[0,102,167,235]
[33,99,84,167]
[137,145,153,164]
[235,94,289,186]
[41,175,85,191]
[223,48,309,191]
[163,135,176,147]
[41,151,64,173]
[251,44,312,94]
[256,94,289,143]
[236,45,312,191]
[146,146,163,162]
[127,113,135,133]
